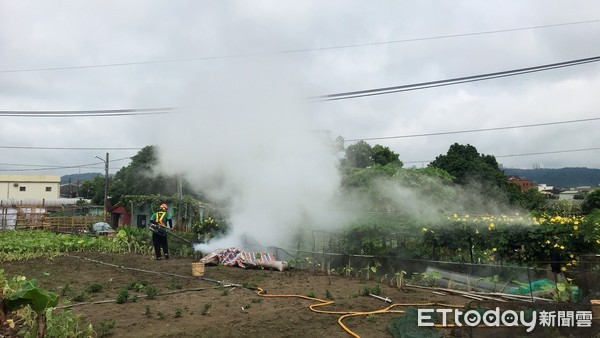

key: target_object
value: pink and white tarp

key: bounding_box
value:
[200,247,287,271]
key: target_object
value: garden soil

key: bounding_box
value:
[2,252,599,338]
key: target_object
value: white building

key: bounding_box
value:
[537,183,554,192]
[0,174,60,199]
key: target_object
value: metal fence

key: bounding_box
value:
[270,246,599,304]
[1,205,103,232]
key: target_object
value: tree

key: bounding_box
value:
[429,143,505,185]
[344,140,403,168]
[372,144,403,167]
[78,176,105,205]
[429,143,522,206]
[109,146,194,204]
[581,189,600,214]
[518,188,548,210]
[345,140,374,168]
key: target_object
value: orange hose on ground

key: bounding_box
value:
[255,287,463,337]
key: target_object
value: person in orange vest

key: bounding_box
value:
[149,203,173,260]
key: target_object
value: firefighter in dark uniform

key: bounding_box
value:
[150,203,173,260]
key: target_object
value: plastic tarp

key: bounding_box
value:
[92,222,114,233]
[200,247,288,271]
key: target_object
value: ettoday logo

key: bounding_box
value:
[418,307,594,332]
[418,307,536,332]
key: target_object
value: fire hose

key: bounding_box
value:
[148,223,198,248]
[253,287,464,338]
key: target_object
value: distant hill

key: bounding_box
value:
[61,172,103,184]
[503,167,600,189]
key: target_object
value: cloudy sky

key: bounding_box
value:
[2,0,600,178]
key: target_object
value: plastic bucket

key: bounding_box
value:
[192,262,205,277]
[591,300,600,319]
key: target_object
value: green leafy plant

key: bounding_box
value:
[391,271,407,288]
[144,305,152,317]
[85,283,103,293]
[201,303,212,315]
[20,306,94,338]
[126,280,148,292]
[169,278,182,290]
[174,308,183,318]
[157,311,165,319]
[306,291,316,298]
[3,277,60,337]
[419,271,442,287]
[71,292,86,302]
[97,319,116,338]
[360,284,382,296]
[61,283,72,296]
[145,286,158,300]
[115,290,130,304]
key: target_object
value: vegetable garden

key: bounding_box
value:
[2,208,600,337]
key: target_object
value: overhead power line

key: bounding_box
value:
[344,116,600,142]
[403,147,600,164]
[3,55,600,115]
[0,107,174,117]
[311,55,600,101]
[0,145,142,150]
[1,19,599,74]
[2,116,598,151]
[0,157,131,172]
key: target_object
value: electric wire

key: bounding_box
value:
[310,56,600,101]
[0,107,174,117]
[1,115,600,170]
[0,157,131,172]
[1,19,599,74]
[344,116,600,142]
[402,147,600,165]
[0,145,142,150]
[3,55,599,116]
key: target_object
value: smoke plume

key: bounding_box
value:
[156,60,344,252]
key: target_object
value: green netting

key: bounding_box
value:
[386,307,443,338]
[511,278,555,294]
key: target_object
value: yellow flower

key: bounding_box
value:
[560,246,565,250]
[453,213,458,219]
[422,227,427,232]
[545,240,551,244]
[489,223,495,228]
[573,226,578,231]
[492,247,497,252]
[561,267,567,271]
[554,243,559,248]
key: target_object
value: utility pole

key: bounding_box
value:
[95,153,109,222]
[177,173,182,230]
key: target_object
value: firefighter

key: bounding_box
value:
[150,203,173,260]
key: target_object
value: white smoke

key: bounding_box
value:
[156,58,344,252]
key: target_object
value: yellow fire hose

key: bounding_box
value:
[255,287,463,337]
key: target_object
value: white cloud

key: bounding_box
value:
[1,0,600,175]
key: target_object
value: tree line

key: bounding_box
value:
[77,141,600,216]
